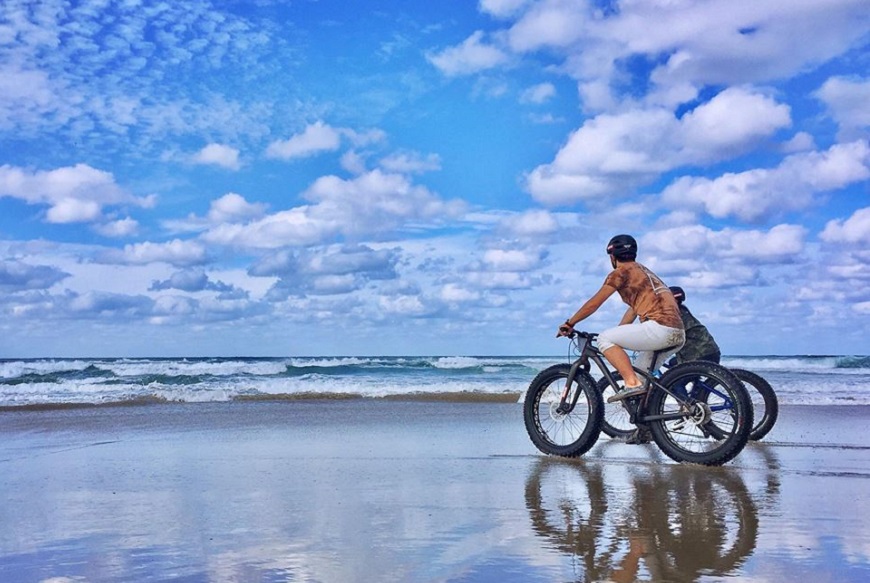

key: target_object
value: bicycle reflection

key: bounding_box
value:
[525,450,778,582]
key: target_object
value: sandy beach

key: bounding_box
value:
[1,400,868,582]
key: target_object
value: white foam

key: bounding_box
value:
[0,359,94,379]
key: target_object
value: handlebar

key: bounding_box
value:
[560,328,598,341]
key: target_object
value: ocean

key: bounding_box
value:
[1,354,869,409]
[0,356,870,409]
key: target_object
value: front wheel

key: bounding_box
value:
[732,369,778,441]
[648,362,752,466]
[524,364,603,457]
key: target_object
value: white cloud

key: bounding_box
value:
[0,163,154,224]
[821,207,870,244]
[815,76,870,141]
[0,0,280,148]
[480,0,869,112]
[500,209,560,238]
[203,170,467,250]
[192,143,241,170]
[378,151,441,174]
[95,218,139,238]
[520,82,556,104]
[482,248,544,271]
[637,223,810,295]
[506,0,587,52]
[0,66,60,130]
[661,140,870,222]
[340,150,368,175]
[0,260,69,291]
[67,291,154,317]
[644,223,807,264]
[427,31,510,77]
[101,239,209,266]
[464,270,533,290]
[525,87,791,205]
[343,128,388,147]
[479,0,533,19]
[203,208,332,249]
[781,131,816,153]
[302,169,467,235]
[265,122,342,160]
[378,294,430,316]
[440,283,480,303]
[46,198,102,223]
[679,87,791,161]
[206,193,267,224]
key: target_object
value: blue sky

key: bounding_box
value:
[0,0,868,357]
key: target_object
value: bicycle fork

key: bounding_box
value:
[556,359,587,415]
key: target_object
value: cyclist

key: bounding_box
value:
[558,234,686,403]
[669,286,722,364]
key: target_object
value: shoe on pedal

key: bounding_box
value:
[625,428,652,444]
[607,384,646,403]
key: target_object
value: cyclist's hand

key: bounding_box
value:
[557,322,573,337]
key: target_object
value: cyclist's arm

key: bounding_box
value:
[566,284,617,327]
[619,307,637,325]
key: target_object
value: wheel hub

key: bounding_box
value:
[548,400,567,421]
[688,401,712,426]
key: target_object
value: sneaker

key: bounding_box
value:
[606,384,647,403]
[625,428,652,444]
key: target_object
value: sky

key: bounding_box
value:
[0,0,868,358]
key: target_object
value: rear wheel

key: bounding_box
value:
[524,364,603,457]
[648,362,752,466]
[732,369,778,441]
[598,374,635,439]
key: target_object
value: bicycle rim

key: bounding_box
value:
[598,376,634,438]
[649,363,751,465]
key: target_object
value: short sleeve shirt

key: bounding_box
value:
[603,262,683,329]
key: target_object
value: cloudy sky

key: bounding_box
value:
[1,0,868,358]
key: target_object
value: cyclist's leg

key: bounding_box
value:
[600,322,683,401]
[598,324,646,388]
[601,321,684,374]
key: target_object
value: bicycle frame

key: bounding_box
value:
[558,332,696,425]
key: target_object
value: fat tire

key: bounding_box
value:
[648,362,752,466]
[524,364,603,457]
[732,368,778,441]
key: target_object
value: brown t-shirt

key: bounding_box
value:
[603,262,683,329]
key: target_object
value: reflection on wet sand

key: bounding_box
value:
[525,449,781,583]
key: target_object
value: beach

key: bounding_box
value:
[1,400,868,582]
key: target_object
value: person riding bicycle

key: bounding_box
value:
[669,286,722,364]
[558,234,686,403]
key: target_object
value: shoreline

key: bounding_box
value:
[0,391,526,412]
[3,394,870,412]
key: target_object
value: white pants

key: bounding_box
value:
[598,320,686,373]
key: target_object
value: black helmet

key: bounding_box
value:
[669,286,685,303]
[606,234,637,260]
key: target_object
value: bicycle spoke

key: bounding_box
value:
[536,381,591,447]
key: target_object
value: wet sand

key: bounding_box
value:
[1,402,868,582]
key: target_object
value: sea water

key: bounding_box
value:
[0,355,868,408]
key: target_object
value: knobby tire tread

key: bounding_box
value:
[524,364,604,458]
[648,362,753,466]
[732,368,779,441]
